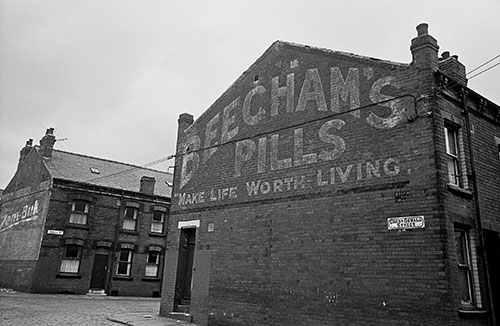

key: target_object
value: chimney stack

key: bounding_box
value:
[178,113,194,132]
[19,139,33,162]
[410,23,439,71]
[439,51,467,86]
[177,112,195,153]
[39,127,56,158]
[140,176,156,195]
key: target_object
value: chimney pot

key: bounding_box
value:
[410,23,439,71]
[452,55,459,60]
[441,51,450,59]
[416,23,429,36]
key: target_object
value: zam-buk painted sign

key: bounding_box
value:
[176,65,407,207]
[0,200,40,232]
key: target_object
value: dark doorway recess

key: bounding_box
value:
[90,254,108,290]
[174,228,196,309]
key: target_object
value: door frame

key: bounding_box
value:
[174,226,197,307]
[89,252,110,291]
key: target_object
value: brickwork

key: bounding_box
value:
[161,25,498,325]
[0,138,172,298]
[30,185,169,296]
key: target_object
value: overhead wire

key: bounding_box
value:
[84,154,175,184]
[437,53,500,93]
[81,93,417,185]
[466,54,500,76]
[80,53,500,185]
[467,61,500,80]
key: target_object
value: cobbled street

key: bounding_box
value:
[0,289,160,326]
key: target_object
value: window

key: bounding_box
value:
[122,206,138,230]
[445,126,462,186]
[145,251,160,277]
[151,210,165,233]
[60,245,82,274]
[455,229,474,306]
[117,249,133,276]
[69,200,89,225]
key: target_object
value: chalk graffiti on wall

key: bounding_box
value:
[179,65,406,193]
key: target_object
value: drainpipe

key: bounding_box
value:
[461,89,495,326]
[107,190,124,295]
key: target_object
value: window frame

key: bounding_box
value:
[150,210,165,234]
[69,200,89,225]
[59,244,82,274]
[145,251,161,277]
[122,206,138,231]
[444,125,462,187]
[454,228,475,307]
[116,249,133,276]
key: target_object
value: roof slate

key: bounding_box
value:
[41,148,172,197]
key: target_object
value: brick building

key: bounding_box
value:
[159,24,500,325]
[0,128,172,297]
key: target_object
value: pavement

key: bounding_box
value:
[0,288,202,326]
[107,312,197,326]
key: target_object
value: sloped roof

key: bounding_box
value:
[41,148,172,197]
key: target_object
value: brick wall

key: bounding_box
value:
[31,184,168,296]
[0,150,51,291]
[158,38,494,325]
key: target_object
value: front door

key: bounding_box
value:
[90,254,108,290]
[174,228,196,305]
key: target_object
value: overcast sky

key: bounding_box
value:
[1,0,499,189]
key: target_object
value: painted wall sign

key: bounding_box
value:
[179,65,405,188]
[0,187,50,261]
[0,200,40,232]
[175,156,401,207]
[47,230,64,235]
[387,216,425,230]
[174,59,413,209]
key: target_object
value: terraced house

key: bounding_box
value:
[0,128,172,297]
[160,24,500,325]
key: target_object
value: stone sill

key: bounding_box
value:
[447,183,473,198]
[65,224,90,230]
[458,309,488,318]
[148,232,166,238]
[120,230,139,236]
[142,277,161,282]
[56,273,82,279]
[113,276,133,281]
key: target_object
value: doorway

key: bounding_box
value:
[174,227,196,307]
[90,254,109,290]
